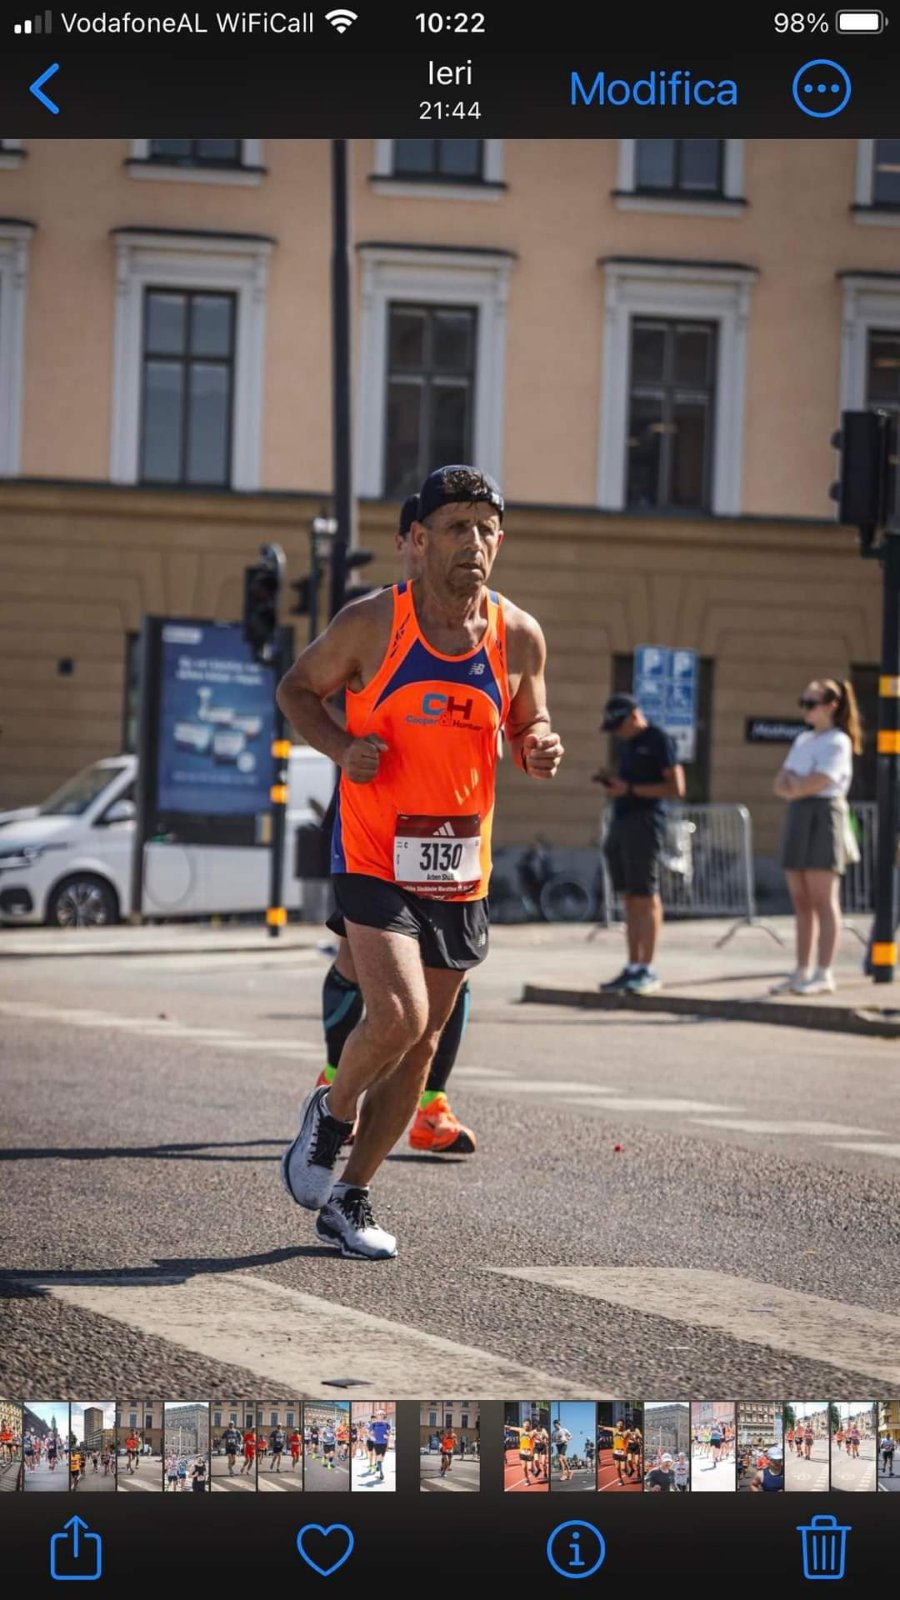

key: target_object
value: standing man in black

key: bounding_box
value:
[596,692,685,994]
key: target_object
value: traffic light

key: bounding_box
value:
[242,543,285,662]
[830,410,895,552]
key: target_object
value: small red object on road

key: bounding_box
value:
[613,1143,624,1152]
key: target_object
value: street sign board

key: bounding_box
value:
[633,645,698,762]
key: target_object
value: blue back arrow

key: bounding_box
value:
[30,63,60,114]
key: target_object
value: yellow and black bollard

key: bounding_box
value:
[267,736,292,939]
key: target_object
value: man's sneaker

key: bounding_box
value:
[314,1071,356,1146]
[315,1186,398,1260]
[627,967,662,995]
[599,966,639,993]
[281,1085,353,1210]
[408,1094,476,1154]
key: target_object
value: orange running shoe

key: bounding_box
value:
[408,1095,476,1155]
[314,1071,356,1146]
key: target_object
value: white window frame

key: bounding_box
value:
[110,230,272,489]
[597,259,755,516]
[371,138,504,201]
[356,244,513,497]
[615,139,745,217]
[0,222,32,476]
[127,139,264,186]
[0,139,24,171]
[839,274,900,414]
[854,139,900,225]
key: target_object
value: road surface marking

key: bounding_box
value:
[691,1118,885,1138]
[571,1096,741,1114]
[40,1273,603,1397]
[486,1267,900,1384]
[0,1001,318,1055]
[828,1141,900,1158]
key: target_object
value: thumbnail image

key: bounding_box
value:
[503,1402,551,1492]
[831,1403,876,1493]
[691,1402,735,1492]
[351,1403,396,1491]
[23,1403,68,1491]
[116,1400,163,1492]
[304,1401,350,1492]
[736,1404,783,1492]
[878,1402,899,1492]
[70,1402,116,1492]
[597,1401,642,1492]
[164,1401,209,1493]
[210,1401,258,1491]
[0,1401,23,1494]
[420,1401,480,1493]
[643,1403,690,1493]
[550,1402,596,1492]
[784,1404,829,1492]
[256,1402,303,1490]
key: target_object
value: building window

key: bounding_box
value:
[286,1412,295,1427]
[597,260,755,516]
[144,1415,152,1432]
[613,654,714,803]
[626,319,717,511]
[866,328,900,412]
[0,222,32,476]
[429,1412,437,1427]
[129,1413,138,1429]
[872,140,900,207]
[139,288,236,487]
[270,1412,278,1427]
[393,139,484,181]
[358,245,512,497]
[112,231,272,490]
[213,1412,222,1428]
[461,1414,469,1429]
[384,302,477,495]
[636,139,723,195]
[148,138,243,167]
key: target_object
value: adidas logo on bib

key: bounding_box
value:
[434,821,456,836]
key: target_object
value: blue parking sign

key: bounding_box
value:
[633,645,698,762]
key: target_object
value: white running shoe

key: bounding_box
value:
[769,970,809,995]
[792,968,836,996]
[282,1085,354,1211]
[315,1186,398,1260]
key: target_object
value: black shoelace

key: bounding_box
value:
[311,1114,347,1169]
[340,1188,375,1230]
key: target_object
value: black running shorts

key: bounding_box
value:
[328,873,489,970]
[604,812,664,897]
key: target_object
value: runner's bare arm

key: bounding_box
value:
[504,610,564,780]
[276,599,389,783]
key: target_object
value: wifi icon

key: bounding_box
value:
[325,7,357,31]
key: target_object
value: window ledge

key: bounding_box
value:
[852,203,900,228]
[369,175,506,202]
[125,159,266,187]
[613,190,746,218]
[0,151,25,171]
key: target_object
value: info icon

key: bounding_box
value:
[546,1520,606,1580]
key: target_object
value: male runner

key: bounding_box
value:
[240,1426,256,1476]
[269,1426,285,1471]
[440,1426,457,1477]
[553,1419,573,1483]
[611,1421,628,1486]
[321,1419,337,1470]
[316,493,475,1156]
[278,464,563,1258]
[223,1423,241,1477]
[289,1428,302,1471]
[368,1410,391,1481]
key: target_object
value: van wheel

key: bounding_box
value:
[47,874,119,929]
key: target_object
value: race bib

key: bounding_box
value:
[393,813,481,898]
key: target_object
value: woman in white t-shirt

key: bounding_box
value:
[771,678,862,994]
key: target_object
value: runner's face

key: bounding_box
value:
[414,501,503,596]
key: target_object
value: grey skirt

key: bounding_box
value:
[781,797,846,875]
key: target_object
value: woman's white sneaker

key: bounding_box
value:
[792,968,836,996]
[315,1185,397,1260]
[769,969,809,995]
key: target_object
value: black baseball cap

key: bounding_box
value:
[601,693,638,731]
[417,464,504,521]
[398,494,419,537]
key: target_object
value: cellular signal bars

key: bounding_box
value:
[14,10,52,33]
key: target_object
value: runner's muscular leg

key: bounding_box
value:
[342,964,465,1188]
[326,924,429,1127]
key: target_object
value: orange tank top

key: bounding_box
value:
[332,581,510,900]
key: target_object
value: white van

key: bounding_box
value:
[0,747,334,928]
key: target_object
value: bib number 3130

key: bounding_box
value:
[393,813,481,898]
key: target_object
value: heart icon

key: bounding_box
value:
[296,1523,355,1577]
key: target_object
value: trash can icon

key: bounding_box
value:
[797,1513,851,1580]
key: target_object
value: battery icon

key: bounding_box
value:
[835,9,885,28]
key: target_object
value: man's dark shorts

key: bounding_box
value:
[327,873,489,969]
[604,812,664,897]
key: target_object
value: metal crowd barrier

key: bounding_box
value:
[599,802,783,946]
[843,801,878,916]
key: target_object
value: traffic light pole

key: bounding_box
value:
[871,531,900,983]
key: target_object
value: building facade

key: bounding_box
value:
[419,1400,480,1450]
[0,138,890,867]
[116,1399,164,1455]
[737,1403,782,1444]
[644,1403,690,1455]
[163,1403,209,1458]
[81,1407,105,1451]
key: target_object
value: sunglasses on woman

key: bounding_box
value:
[798,696,826,709]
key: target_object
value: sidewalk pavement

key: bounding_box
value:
[518,916,900,1040]
[0,922,319,960]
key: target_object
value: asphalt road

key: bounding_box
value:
[2,927,899,1398]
